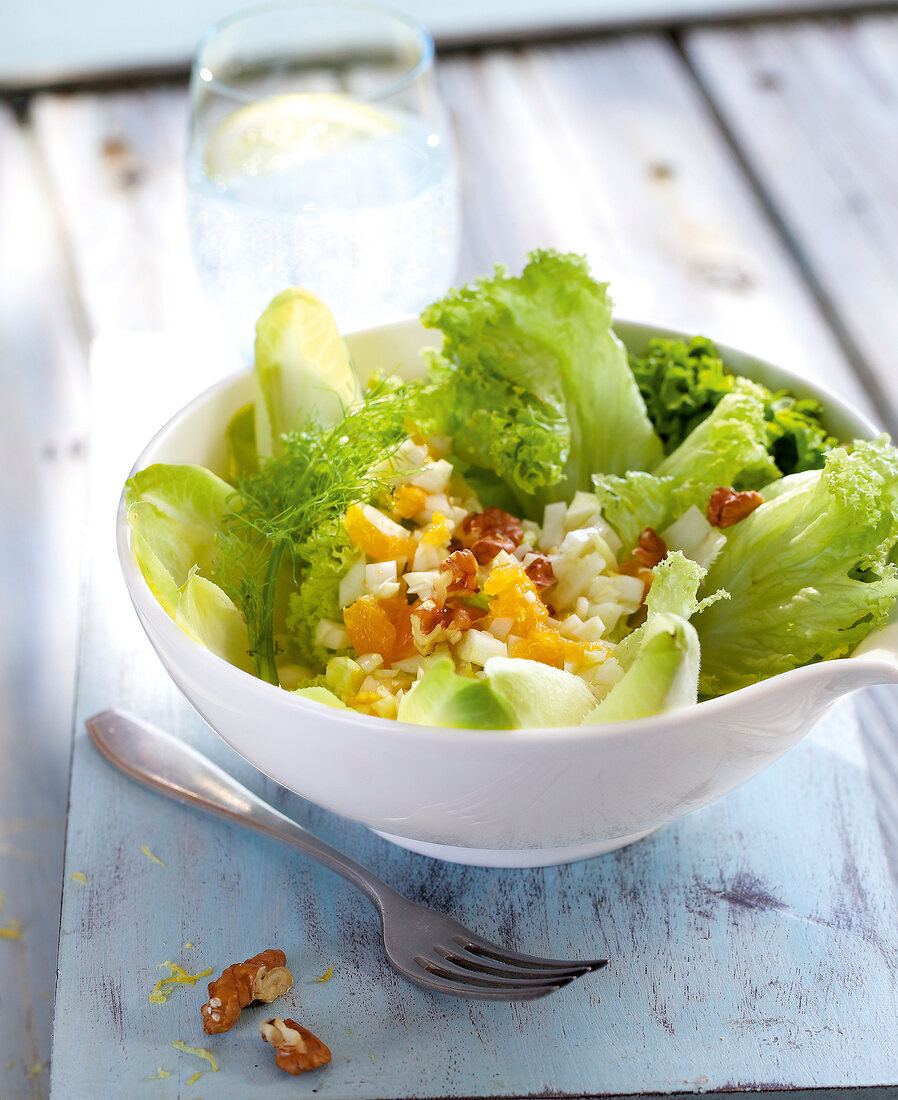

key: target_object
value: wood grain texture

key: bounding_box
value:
[0,104,88,1099]
[30,86,208,336]
[683,13,898,433]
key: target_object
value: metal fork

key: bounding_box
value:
[87,709,607,1001]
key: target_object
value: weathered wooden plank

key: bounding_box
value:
[684,13,898,432]
[50,324,898,1099]
[440,36,874,420]
[0,105,88,1099]
[30,87,208,336]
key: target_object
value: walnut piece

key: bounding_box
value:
[201,949,292,1035]
[632,527,667,568]
[410,598,477,652]
[461,508,524,548]
[707,486,764,528]
[260,1017,331,1076]
[440,548,479,592]
[470,533,518,564]
[523,553,555,590]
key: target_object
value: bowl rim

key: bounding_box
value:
[117,314,883,748]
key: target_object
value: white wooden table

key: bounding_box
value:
[2,10,898,1097]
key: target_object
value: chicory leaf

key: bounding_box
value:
[174,569,253,673]
[587,613,700,723]
[124,463,236,616]
[483,656,598,728]
[397,657,519,729]
[254,287,362,458]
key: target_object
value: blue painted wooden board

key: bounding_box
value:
[50,335,898,1098]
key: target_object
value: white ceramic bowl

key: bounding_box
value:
[117,319,898,867]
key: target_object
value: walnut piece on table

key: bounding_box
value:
[201,949,293,1035]
[260,1016,332,1076]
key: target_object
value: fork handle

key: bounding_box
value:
[86,708,399,914]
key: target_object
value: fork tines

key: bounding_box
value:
[413,936,608,1000]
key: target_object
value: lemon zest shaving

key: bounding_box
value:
[188,1070,203,1086]
[316,965,334,982]
[0,920,22,940]
[149,962,213,1004]
[141,845,167,866]
[172,1041,219,1073]
[147,1067,172,1080]
[184,942,194,949]
[70,872,87,885]
[27,1063,43,1078]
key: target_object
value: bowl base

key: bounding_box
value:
[372,826,658,867]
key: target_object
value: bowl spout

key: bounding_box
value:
[848,621,898,686]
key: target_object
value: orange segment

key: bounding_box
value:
[343,594,415,663]
[512,626,604,671]
[379,594,416,660]
[344,502,416,562]
[420,512,452,547]
[392,484,427,519]
[343,596,396,661]
[483,560,548,636]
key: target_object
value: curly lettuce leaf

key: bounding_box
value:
[285,523,357,669]
[646,550,729,620]
[696,437,898,694]
[629,335,836,475]
[420,250,663,516]
[654,388,779,490]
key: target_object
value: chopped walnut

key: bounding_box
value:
[470,533,518,564]
[632,527,667,568]
[440,549,479,593]
[410,598,477,652]
[260,1017,331,1076]
[707,486,764,528]
[201,949,292,1035]
[523,553,555,590]
[461,507,524,549]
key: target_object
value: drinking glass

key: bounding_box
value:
[186,0,459,349]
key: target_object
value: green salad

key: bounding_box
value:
[124,251,898,728]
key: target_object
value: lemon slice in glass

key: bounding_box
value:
[205,93,399,183]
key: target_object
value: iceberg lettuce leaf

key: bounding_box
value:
[593,389,779,552]
[696,437,898,694]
